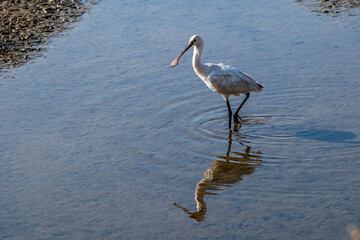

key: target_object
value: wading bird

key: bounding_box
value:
[170,35,263,131]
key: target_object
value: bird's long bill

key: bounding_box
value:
[170,41,194,67]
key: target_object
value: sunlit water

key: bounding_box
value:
[1,0,360,239]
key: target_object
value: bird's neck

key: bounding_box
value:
[192,45,207,80]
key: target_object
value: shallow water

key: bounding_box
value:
[1,0,360,239]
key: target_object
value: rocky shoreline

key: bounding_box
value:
[296,0,360,15]
[0,0,98,71]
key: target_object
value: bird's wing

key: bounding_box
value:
[206,64,255,94]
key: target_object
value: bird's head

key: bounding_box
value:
[170,35,203,67]
[188,35,203,47]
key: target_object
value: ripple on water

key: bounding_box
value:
[151,84,359,169]
[151,90,303,163]
[198,115,301,144]
[154,87,360,221]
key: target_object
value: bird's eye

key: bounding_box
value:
[193,39,197,43]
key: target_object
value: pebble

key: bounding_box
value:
[297,0,359,15]
[0,0,98,71]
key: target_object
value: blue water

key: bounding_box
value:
[1,0,360,239]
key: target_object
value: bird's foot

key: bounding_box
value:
[233,114,242,132]
[233,123,239,132]
[233,114,242,123]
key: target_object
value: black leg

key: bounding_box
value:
[234,93,250,123]
[226,100,232,130]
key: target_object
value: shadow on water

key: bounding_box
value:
[174,131,263,222]
[0,0,99,72]
[296,129,360,143]
[295,0,360,15]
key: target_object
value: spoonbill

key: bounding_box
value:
[170,35,263,131]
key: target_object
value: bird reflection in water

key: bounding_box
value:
[174,131,262,222]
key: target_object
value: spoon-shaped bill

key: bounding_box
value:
[170,41,194,67]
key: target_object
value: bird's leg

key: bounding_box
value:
[226,100,232,130]
[233,93,250,130]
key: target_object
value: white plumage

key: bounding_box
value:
[171,35,263,131]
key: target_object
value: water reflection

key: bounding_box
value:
[0,0,98,71]
[348,225,360,240]
[295,0,360,15]
[174,131,262,222]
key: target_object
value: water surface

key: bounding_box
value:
[1,0,360,239]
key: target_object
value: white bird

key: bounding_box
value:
[170,35,263,131]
